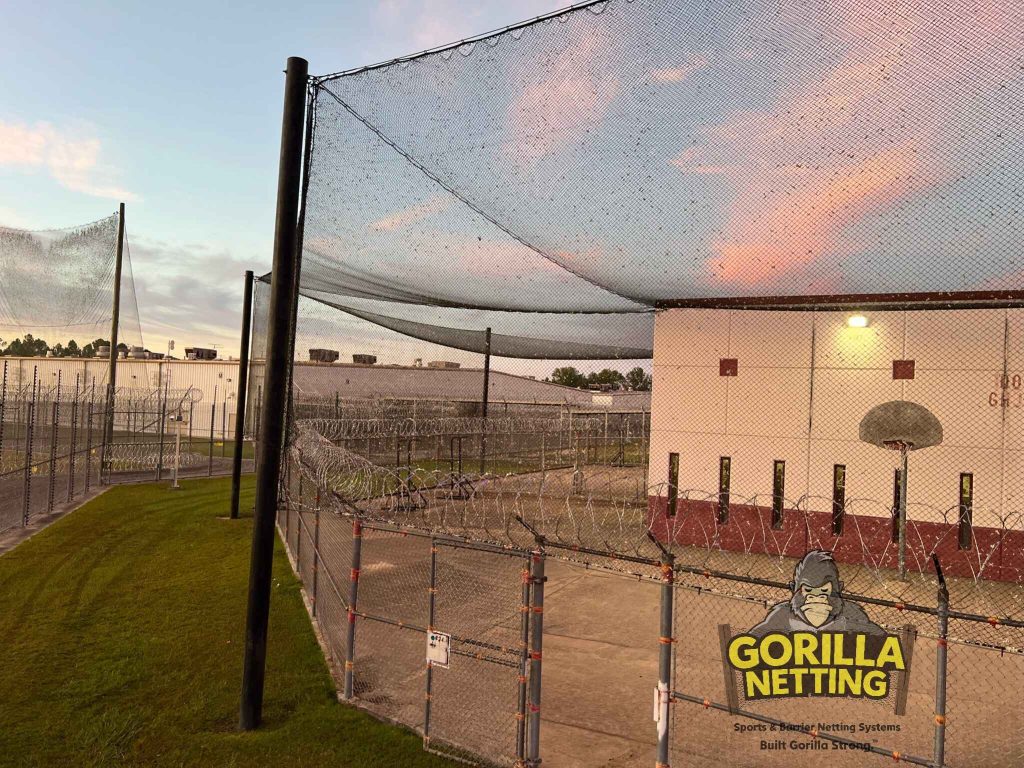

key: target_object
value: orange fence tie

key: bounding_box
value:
[428,587,437,594]
[529,704,540,713]
[350,568,360,581]
[988,616,1000,627]
[530,651,542,661]
[895,603,905,612]
[891,751,901,762]
[431,546,438,554]
[533,605,544,614]
[934,714,946,726]
[937,638,948,648]
[809,727,819,738]
[347,610,356,624]
[659,636,675,645]
[344,661,354,670]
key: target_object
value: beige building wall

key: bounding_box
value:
[650,308,1023,529]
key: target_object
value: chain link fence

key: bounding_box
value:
[0,359,256,535]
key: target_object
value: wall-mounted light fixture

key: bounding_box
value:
[847,314,870,328]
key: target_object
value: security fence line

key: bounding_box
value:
[276,431,1024,767]
[0,359,256,535]
[277,464,547,765]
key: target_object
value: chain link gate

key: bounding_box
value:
[334,517,542,767]
[425,539,538,766]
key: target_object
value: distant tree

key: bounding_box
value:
[64,340,81,357]
[2,334,49,357]
[81,338,109,358]
[625,366,652,391]
[51,343,65,358]
[551,366,587,388]
[585,369,626,388]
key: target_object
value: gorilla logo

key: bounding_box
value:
[750,550,884,637]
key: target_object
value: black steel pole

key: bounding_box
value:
[479,327,491,473]
[231,270,255,519]
[481,327,492,418]
[103,202,125,475]
[239,56,308,731]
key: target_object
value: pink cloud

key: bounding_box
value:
[505,32,620,165]
[0,120,135,201]
[651,55,709,83]
[671,0,1020,289]
[368,195,452,231]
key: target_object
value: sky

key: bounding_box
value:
[3,0,1022,373]
[0,0,569,358]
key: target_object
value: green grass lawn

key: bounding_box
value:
[0,476,453,768]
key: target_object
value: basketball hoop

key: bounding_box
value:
[882,440,911,452]
[860,401,943,580]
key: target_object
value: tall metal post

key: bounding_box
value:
[479,327,491,474]
[240,55,309,732]
[344,518,362,699]
[23,367,38,526]
[516,553,532,763]
[898,446,908,579]
[656,556,675,768]
[526,549,545,766]
[424,539,438,746]
[103,202,126,477]
[933,555,949,767]
[231,269,255,519]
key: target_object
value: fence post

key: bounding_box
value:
[0,361,6,475]
[47,400,58,513]
[208,403,215,476]
[295,474,303,569]
[156,380,167,481]
[85,401,93,492]
[526,549,545,767]
[311,487,320,616]
[344,518,363,699]
[23,368,38,525]
[656,555,675,768]
[516,551,532,763]
[68,375,80,502]
[933,555,949,767]
[424,538,438,748]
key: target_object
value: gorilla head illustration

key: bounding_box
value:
[790,549,844,628]
[749,550,885,636]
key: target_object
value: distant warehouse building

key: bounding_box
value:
[427,360,460,369]
[352,354,377,365]
[648,307,1024,580]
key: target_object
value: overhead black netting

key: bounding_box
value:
[253,5,1024,767]
[304,0,1024,316]
[0,213,143,357]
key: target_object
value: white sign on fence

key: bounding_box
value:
[427,630,451,668]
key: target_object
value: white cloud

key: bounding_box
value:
[0,120,135,201]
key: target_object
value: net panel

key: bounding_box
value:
[308,0,1024,313]
[0,214,144,359]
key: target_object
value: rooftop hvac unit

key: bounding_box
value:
[309,348,340,363]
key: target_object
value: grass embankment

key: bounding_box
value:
[0,476,452,768]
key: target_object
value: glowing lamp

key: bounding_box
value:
[847,314,869,328]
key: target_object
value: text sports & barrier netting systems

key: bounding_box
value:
[250,2,1024,766]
